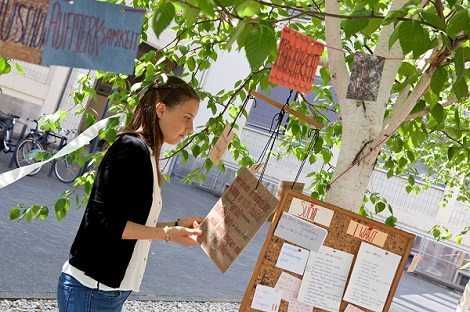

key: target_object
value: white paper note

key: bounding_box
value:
[297,246,354,311]
[274,212,327,252]
[288,197,334,227]
[276,243,310,275]
[275,272,302,301]
[288,300,314,312]
[343,242,401,311]
[251,284,283,312]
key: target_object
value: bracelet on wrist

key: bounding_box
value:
[175,219,180,226]
[163,226,170,243]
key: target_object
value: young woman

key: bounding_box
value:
[57,76,203,312]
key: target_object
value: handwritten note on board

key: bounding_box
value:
[274,212,327,252]
[297,246,354,311]
[275,272,302,302]
[347,220,388,247]
[343,242,401,311]
[275,243,310,275]
[251,285,282,312]
[288,197,334,227]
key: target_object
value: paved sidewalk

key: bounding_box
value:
[0,152,464,311]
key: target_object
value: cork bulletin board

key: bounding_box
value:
[240,190,415,312]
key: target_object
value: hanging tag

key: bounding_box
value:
[269,27,324,94]
[346,53,385,102]
[407,254,422,272]
[208,123,235,165]
[249,162,265,174]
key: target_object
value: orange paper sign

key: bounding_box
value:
[269,27,324,94]
[347,220,388,247]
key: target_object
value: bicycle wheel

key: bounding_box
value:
[14,138,44,176]
[54,155,81,183]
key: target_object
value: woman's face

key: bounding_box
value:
[156,98,199,145]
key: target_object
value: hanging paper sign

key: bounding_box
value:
[197,167,279,274]
[0,0,50,64]
[208,123,235,165]
[406,254,422,272]
[41,0,144,74]
[269,27,324,94]
[346,53,385,102]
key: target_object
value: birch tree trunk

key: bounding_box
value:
[324,0,405,211]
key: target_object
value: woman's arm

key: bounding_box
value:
[121,220,202,246]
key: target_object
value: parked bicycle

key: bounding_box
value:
[14,118,81,183]
[0,111,20,154]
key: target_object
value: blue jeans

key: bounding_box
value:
[57,272,132,312]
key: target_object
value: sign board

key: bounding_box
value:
[240,190,415,312]
[198,167,279,274]
[41,0,144,74]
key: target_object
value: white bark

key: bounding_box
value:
[324,0,408,211]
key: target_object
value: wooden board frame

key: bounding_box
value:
[239,190,415,312]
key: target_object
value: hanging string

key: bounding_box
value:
[256,89,294,189]
[291,128,320,187]
[274,25,430,62]
[230,94,252,135]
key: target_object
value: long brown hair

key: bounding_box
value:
[119,76,200,185]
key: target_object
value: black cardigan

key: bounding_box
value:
[69,134,154,288]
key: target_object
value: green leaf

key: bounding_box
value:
[420,11,446,30]
[182,5,200,27]
[14,63,25,75]
[456,235,463,244]
[398,62,417,77]
[342,10,370,37]
[452,76,468,100]
[227,20,247,50]
[399,20,432,57]
[191,144,201,157]
[235,0,260,17]
[164,173,171,183]
[375,202,386,214]
[152,2,176,38]
[454,47,466,82]
[430,67,447,94]
[10,208,20,220]
[448,145,456,160]
[410,100,426,114]
[244,21,276,70]
[430,103,445,124]
[385,216,397,227]
[447,8,470,36]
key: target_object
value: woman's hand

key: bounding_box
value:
[177,216,204,229]
[168,226,202,246]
